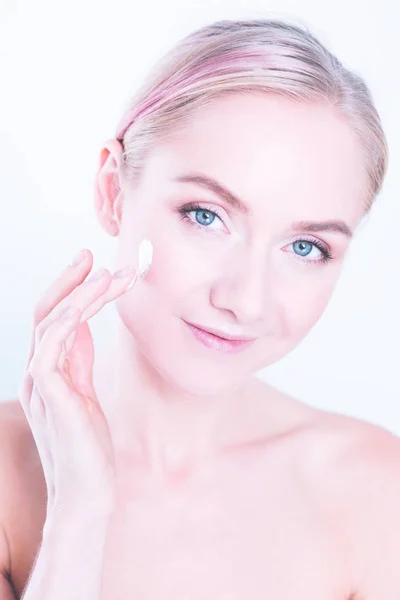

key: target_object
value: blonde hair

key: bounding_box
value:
[115,18,388,212]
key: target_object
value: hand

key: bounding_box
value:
[18,249,137,520]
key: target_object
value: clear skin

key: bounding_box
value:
[3,92,400,600]
[94,93,366,475]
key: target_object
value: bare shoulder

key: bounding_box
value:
[296,405,400,488]
[255,380,400,474]
[0,399,47,598]
[295,405,400,599]
[295,402,400,473]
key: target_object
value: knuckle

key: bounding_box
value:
[35,311,57,344]
[28,338,52,378]
[31,394,47,420]
[27,355,39,378]
[34,322,45,346]
[19,371,32,390]
[32,303,45,324]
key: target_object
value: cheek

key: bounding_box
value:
[283,275,339,336]
[145,235,212,292]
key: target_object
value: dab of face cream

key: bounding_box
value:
[138,238,153,277]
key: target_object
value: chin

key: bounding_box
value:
[139,334,254,397]
[118,304,295,394]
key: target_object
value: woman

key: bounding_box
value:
[1,17,399,600]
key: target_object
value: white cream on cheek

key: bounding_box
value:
[138,237,153,278]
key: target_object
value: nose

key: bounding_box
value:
[210,250,274,327]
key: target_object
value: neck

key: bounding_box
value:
[94,321,266,480]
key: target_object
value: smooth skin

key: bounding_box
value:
[1,93,400,599]
[20,258,138,517]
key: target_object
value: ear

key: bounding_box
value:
[94,139,125,236]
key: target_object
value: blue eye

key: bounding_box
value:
[290,239,332,264]
[293,240,313,257]
[178,202,224,234]
[194,208,216,227]
[178,202,333,265]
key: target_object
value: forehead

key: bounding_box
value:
[147,93,367,223]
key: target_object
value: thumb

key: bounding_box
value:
[67,320,97,399]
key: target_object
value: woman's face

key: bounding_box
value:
[105,93,367,395]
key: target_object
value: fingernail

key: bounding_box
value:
[113,266,136,278]
[70,249,87,267]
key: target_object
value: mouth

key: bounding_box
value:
[183,321,256,353]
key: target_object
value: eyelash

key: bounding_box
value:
[178,202,333,265]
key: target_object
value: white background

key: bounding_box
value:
[0,0,399,434]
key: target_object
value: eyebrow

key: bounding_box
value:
[173,173,251,214]
[291,219,353,238]
[172,172,353,238]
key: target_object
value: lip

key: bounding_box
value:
[184,321,256,353]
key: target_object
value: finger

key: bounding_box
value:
[79,269,138,324]
[22,251,93,403]
[28,270,110,406]
[26,250,93,366]
[29,307,81,381]
[59,269,137,353]
[62,267,137,326]
[32,250,93,325]
[57,271,138,400]
[35,262,137,351]
[21,266,103,411]
[28,307,86,428]
[33,306,99,429]
[35,268,113,346]
[27,263,136,410]
[51,271,136,400]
